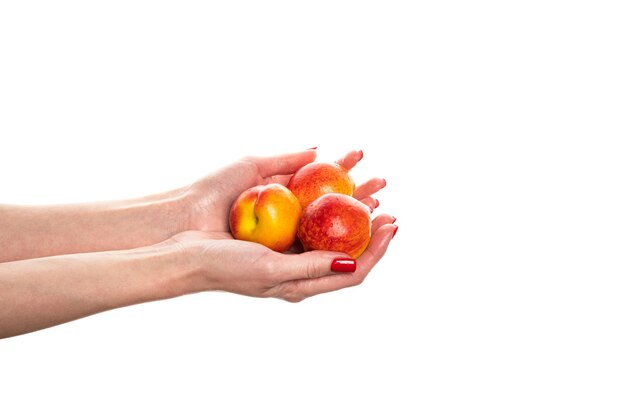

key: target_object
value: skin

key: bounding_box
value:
[0,150,395,339]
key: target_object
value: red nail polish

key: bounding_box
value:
[331,258,357,273]
[391,216,397,224]
[308,147,318,150]
[382,178,387,188]
[375,199,380,208]
[392,226,398,238]
[358,150,364,160]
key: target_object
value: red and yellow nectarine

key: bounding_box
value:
[287,162,355,208]
[298,193,371,258]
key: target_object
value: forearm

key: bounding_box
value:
[0,188,191,262]
[0,241,200,339]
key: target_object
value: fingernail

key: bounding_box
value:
[331,257,357,273]
[308,146,318,150]
[382,178,387,188]
[357,150,364,160]
[392,225,398,238]
[391,216,397,224]
[375,199,380,208]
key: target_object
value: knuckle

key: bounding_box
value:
[352,274,366,286]
[252,255,282,285]
[260,260,282,283]
[237,158,261,175]
[284,295,305,303]
[261,259,276,277]
[278,284,306,303]
[306,262,322,279]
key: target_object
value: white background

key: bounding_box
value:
[1,1,625,417]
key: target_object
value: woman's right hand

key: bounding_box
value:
[166,216,396,302]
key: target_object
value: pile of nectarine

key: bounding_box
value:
[229,161,371,258]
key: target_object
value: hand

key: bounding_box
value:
[167,212,396,302]
[0,149,396,338]
[185,149,388,234]
[172,148,395,301]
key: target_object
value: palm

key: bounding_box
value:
[167,229,286,297]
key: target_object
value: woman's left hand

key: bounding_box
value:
[185,149,388,235]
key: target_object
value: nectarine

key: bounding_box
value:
[298,193,371,258]
[229,184,301,252]
[287,162,355,208]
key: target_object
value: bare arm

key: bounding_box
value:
[0,149,384,264]
[0,241,198,339]
[0,149,393,338]
[0,189,191,263]
[0,224,396,339]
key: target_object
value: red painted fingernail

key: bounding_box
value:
[375,199,380,208]
[382,178,387,188]
[308,147,318,150]
[392,225,398,238]
[358,150,364,160]
[391,216,397,224]
[331,257,357,273]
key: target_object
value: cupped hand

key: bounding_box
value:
[167,212,396,302]
[173,148,395,301]
[186,149,387,234]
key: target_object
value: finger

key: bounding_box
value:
[356,224,397,273]
[360,196,378,212]
[353,177,386,200]
[372,213,396,233]
[275,224,397,301]
[265,174,293,186]
[247,149,316,178]
[336,150,363,170]
[268,250,356,283]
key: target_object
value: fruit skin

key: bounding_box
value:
[287,162,355,208]
[229,184,302,252]
[298,193,371,259]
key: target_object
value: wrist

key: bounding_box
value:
[146,186,195,237]
[182,185,213,232]
[136,240,204,300]
[172,187,195,233]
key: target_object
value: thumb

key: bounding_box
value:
[248,149,316,178]
[271,251,357,281]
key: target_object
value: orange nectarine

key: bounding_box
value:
[229,184,301,252]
